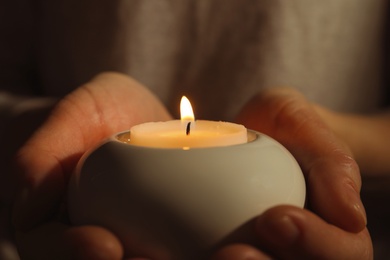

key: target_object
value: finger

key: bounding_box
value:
[255,206,373,260]
[236,88,366,232]
[13,72,171,231]
[16,222,123,260]
[306,152,366,232]
[210,244,272,260]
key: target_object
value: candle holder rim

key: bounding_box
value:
[113,129,258,150]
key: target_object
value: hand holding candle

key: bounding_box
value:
[13,74,370,259]
[68,95,306,259]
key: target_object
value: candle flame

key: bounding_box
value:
[180,96,195,122]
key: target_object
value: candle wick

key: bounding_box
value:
[186,122,191,136]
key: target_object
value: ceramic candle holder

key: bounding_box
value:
[68,130,306,259]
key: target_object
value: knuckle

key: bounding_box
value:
[335,152,362,190]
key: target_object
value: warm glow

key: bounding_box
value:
[180,96,195,122]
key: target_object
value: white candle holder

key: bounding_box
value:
[68,130,306,259]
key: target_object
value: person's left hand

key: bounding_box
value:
[212,88,372,259]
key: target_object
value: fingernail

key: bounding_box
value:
[359,204,367,226]
[347,184,367,226]
[353,200,367,226]
[258,214,300,246]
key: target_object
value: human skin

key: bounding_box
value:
[12,72,172,259]
[221,88,373,259]
[313,105,390,176]
[12,73,373,259]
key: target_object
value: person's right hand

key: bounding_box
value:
[12,72,172,259]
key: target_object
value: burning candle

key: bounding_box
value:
[68,96,306,259]
[129,96,247,148]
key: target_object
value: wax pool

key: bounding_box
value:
[129,120,247,148]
